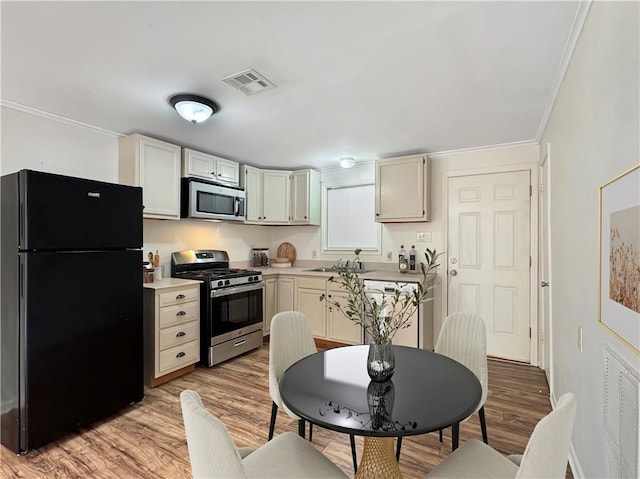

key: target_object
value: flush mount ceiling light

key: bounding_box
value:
[339,157,355,169]
[169,94,218,124]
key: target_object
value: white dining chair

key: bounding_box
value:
[269,311,359,472]
[425,392,577,478]
[434,312,489,444]
[268,311,318,441]
[180,389,349,479]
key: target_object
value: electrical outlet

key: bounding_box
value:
[312,250,317,259]
[416,232,432,242]
[386,251,392,261]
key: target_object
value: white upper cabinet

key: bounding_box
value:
[119,134,181,220]
[241,166,290,224]
[242,165,263,222]
[290,169,321,225]
[182,148,240,186]
[375,153,431,223]
[262,170,290,224]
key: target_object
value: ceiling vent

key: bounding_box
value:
[222,69,275,95]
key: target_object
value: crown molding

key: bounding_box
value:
[0,99,122,137]
[535,0,593,141]
[428,140,539,159]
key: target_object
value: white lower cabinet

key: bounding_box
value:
[295,276,362,344]
[296,277,327,338]
[326,284,362,345]
[265,273,363,345]
[144,279,201,387]
[277,276,295,312]
[263,276,278,335]
[264,275,295,335]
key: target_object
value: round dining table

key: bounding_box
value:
[279,345,481,479]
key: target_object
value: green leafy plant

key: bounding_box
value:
[320,248,442,345]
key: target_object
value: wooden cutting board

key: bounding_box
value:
[276,242,297,265]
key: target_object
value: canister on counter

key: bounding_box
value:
[252,248,270,267]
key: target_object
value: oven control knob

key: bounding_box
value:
[250,276,257,282]
[217,281,224,287]
[225,279,230,285]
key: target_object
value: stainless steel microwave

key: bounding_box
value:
[181,178,245,221]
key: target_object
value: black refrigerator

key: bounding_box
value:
[1,169,144,453]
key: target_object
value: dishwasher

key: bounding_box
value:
[363,280,434,349]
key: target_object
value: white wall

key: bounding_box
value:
[540,2,639,477]
[142,219,270,275]
[0,107,118,181]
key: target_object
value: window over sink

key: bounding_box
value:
[323,183,380,253]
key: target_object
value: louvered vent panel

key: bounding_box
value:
[222,69,275,95]
[604,345,639,478]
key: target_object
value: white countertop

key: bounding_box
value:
[143,277,202,290]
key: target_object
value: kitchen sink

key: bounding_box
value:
[306,267,373,274]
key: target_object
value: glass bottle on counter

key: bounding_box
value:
[398,245,408,273]
[409,245,417,273]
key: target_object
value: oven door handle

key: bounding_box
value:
[210,283,263,298]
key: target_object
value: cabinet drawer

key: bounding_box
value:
[159,301,199,328]
[159,321,199,351]
[159,287,199,307]
[159,340,199,374]
[296,277,326,290]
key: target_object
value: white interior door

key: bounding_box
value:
[447,171,531,362]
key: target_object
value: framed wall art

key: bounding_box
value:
[598,163,640,354]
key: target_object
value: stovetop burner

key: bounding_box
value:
[171,249,263,289]
[175,268,261,280]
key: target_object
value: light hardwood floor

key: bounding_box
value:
[1,343,567,478]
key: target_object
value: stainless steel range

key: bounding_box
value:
[171,250,263,367]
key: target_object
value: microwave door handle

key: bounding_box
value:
[235,197,242,217]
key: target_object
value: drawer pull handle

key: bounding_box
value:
[176,294,186,300]
[176,311,186,316]
[234,339,247,347]
[176,352,186,358]
[176,331,186,337]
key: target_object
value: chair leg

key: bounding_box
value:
[309,422,313,442]
[439,428,443,442]
[268,402,278,441]
[396,436,402,462]
[479,406,488,444]
[298,419,306,439]
[350,434,358,473]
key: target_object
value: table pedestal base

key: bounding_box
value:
[354,437,402,479]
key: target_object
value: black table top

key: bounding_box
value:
[279,345,481,438]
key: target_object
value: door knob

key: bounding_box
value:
[449,270,458,276]
[541,281,549,287]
